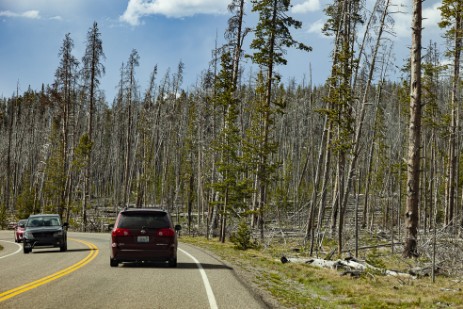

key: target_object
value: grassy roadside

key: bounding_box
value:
[180,236,463,308]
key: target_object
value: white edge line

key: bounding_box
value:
[0,240,22,259]
[179,247,218,309]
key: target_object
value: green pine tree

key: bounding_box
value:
[212,51,252,242]
[247,0,311,240]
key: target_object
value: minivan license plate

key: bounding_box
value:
[137,236,149,243]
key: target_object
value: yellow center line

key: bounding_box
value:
[0,238,99,302]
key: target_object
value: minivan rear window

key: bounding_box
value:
[118,212,170,229]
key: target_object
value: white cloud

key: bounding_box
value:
[120,0,230,26]
[0,0,102,21]
[391,1,442,39]
[0,10,41,19]
[423,3,442,30]
[291,0,320,14]
[22,10,40,19]
[307,19,326,37]
[1,0,83,13]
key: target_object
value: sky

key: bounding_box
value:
[0,0,444,102]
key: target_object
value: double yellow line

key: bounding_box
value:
[0,238,99,302]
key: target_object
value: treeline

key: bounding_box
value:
[0,0,461,257]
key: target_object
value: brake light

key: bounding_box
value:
[112,228,131,237]
[157,228,175,237]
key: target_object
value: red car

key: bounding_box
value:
[14,219,27,243]
[110,208,181,267]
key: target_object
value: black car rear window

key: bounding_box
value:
[27,216,61,227]
[118,212,170,229]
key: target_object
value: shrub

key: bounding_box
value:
[230,219,258,250]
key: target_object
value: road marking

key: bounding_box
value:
[0,238,98,302]
[0,241,22,259]
[179,248,218,309]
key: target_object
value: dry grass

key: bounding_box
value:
[181,236,463,308]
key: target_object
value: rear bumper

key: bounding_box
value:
[111,245,177,262]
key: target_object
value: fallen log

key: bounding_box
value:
[280,256,416,279]
[409,265,442,277]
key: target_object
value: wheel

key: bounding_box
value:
[60,241,67,252]
[168,258,177,268]
[23,245,31,254]
[110,258,118,267]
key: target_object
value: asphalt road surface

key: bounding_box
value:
[0,230,267,309]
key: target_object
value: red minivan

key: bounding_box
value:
[110,208,181,267]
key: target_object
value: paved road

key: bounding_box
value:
[0,230,267,309]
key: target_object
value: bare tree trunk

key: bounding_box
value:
[445,9,461,229]
[431,138,438,283]
[231,0,245,90]
[305,115,327,254]
[362,132,375,228]
[123,96,132,208]
[338,0,391,254]
[5,93,15,211]
[62,68,71,221]
[83,27,99,230]
[315,122,332,255]
[403,0,422,258]
[123,53,138,208]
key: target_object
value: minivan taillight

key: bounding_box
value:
[112,228,131,237]
[157,228,175,237]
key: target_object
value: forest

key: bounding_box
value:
[1,0,462,273]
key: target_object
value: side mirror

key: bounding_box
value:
[108,224,114,231]
[63,222,69,228]
[174,224,182,231]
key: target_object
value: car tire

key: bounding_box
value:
[110,259,118,267]
[60,241,67,252]
[168,258,177,268]
[23,246,31,254]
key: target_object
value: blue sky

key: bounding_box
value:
[0,0,444,102]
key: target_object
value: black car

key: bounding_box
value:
[23,214,68,254]
[110,208,181,267]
